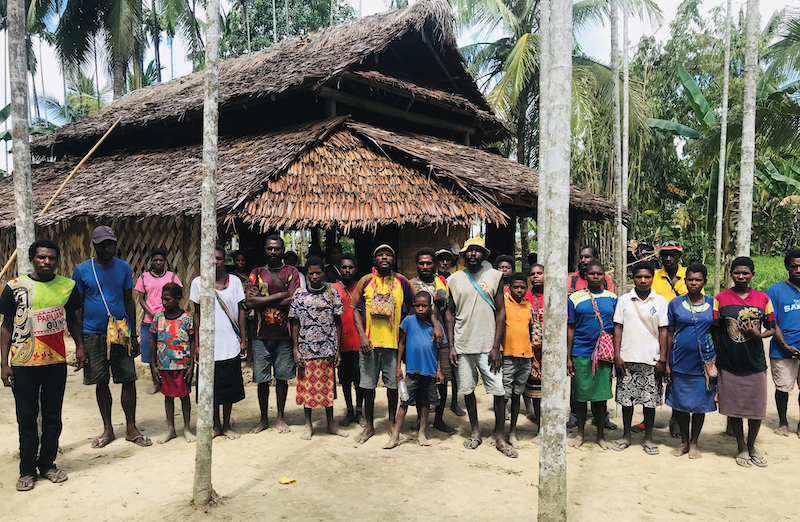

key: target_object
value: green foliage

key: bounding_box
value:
[676,64,715,129]
[646,118,702,138]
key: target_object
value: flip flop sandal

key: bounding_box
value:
[612,440,630,451]
[127,435,153,447]
[643,443,660,455]
[463,437,482,450]
[735,455,752,467]
[91,436,113,449]
[750,455,768,467]
[16,475,37,491]
[496,442,519,458]
[42,468,68,483]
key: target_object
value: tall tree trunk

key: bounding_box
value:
[736,0,759,257]
[112,54,126,99]
[621,10,629,282]
[30,69,40,122]
[152,0,162,82]
[539,0,571,517]
[285,0,289,35]
[169,36,175,80]
[610,0,623,292]
[537,0,549,260]
[38,37,46,122]
[193,0,221,507]
[272,0,278,44]
[8,0,35,275]
[714,0,732,293]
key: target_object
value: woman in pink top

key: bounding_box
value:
[135,248,182,368]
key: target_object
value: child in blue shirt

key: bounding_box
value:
[384,291,444,448]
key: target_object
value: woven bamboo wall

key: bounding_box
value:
[0,216,202,323]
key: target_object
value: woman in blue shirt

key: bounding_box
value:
[665,263,716,459]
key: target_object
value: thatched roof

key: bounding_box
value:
[0,118,622,232]
[32,0,506,158]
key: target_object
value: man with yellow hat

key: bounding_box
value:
[445,237,516,457]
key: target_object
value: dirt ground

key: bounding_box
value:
[2,340,799,522]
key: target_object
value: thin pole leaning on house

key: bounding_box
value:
[193,0,221,508]
[8,0,34,276]
[538,0,571,518]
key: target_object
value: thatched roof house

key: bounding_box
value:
[0,0,621,284]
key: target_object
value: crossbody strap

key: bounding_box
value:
[632,298,659,341]
[264,266,287,292]
[686,296,715,364]
[466,269,496,311]
[585,290,605,330]
[91,259,112,317]
[214,288,242,341]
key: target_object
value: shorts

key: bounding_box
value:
[359,347,398,390]
[83,333,137,385]
[338,351,360,386]
[252,339,296,383]
[456,353,504,396]
[770,358,800,393]
[438,346,454,382]
[502,356,532,399]
[159,369,191,398]
[402,373,440,407]
[615,362,663,408]
[140,323,154,364]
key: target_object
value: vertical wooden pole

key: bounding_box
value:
[538,0,571,518]
[193,0,221,507]
[8,0,34,276]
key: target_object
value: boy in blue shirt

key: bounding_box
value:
[384,292,444,448]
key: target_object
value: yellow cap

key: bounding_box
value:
[459,236,490,256]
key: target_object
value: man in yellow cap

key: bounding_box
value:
[446,237,516,457]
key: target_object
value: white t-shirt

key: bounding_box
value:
[189,275,245,362]
[613,288,668,365]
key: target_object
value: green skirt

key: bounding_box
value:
[572,356,613,402]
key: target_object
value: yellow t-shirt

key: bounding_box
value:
[354,272,414,349]
[503,295,533,358]
[652,265,703,302]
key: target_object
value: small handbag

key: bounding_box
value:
[586,290,615,374]
[92,259,132,356]
[369,276,396,318]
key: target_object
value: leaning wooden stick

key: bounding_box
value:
[0,116,123,280]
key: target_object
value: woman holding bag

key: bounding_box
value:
[612,261,669,455]
[567,261,618,449]
[665,264,717,459]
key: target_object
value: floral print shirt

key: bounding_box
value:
[289,286,343,360]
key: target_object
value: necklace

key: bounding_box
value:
[149,269,167,278]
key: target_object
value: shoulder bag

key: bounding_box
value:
[92,259,132,357]
[586,290,614,374]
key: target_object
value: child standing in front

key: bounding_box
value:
[384,291,444,449]
[149,283,195,443]
[289,257,348,441]
[503,273,535,454]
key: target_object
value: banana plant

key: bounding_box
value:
[754,158,800,205]
[647,64,714,138]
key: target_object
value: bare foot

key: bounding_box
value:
[386,423,395,437]
[433,420,456,434]
[419,433,430,446]
[531,435,540,446]
[383,435,400,449]
[355,426,375,444]
[450,403,466,417]
[597,438,612,450]
[146,384,159,395]
[250,420,270,434]
[157,429,177,444]
[222,429,240,440]
[688,443,702,459]
[487,434,497,447]
[183,430,196,443]
[774,424,789,437]
[339,411,355,427]
[356,413,367,428]
[326,425,349,437]
[213,427,222,438]
[300,425,313,440]
[276,418,291,434]
[670,442,689,457]
[508,433,521,449]
[568,434,584,449]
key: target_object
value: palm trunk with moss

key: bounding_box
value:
[736,0,759,256]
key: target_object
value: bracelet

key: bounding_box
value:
[658,360,666,364]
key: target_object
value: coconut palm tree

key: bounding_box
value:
[736,0,759,256]
[40,72,111,124]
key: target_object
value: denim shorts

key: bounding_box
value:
[83,333,137,385]
[359,347,398,390]
[252,339,296,383]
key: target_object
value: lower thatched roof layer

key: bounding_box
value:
[0,118,622,232]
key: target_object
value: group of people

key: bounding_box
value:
[2,225,800,492]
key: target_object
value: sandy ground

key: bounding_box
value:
[2,340,800,522]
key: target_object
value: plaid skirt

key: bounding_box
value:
[296,357,335,408]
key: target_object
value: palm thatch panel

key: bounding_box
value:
[33,0,498,157]
[224,129,503,232]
